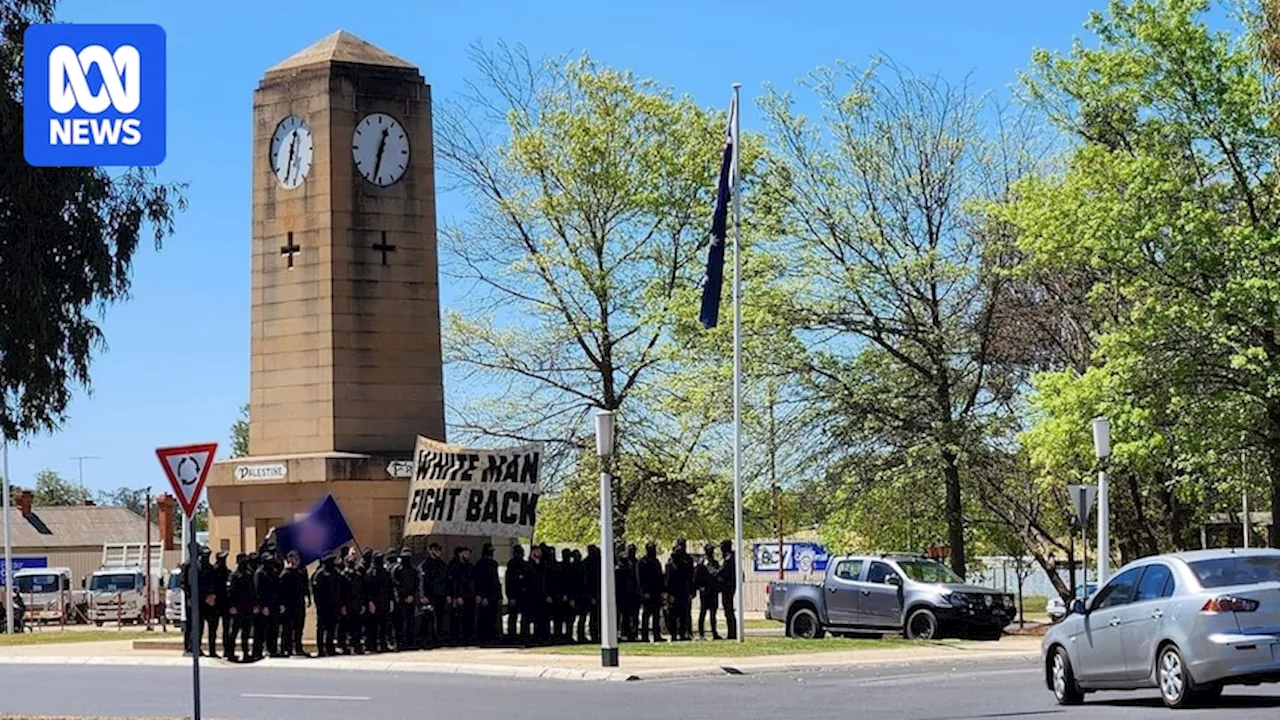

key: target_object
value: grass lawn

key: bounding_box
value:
[0,630,156,647]
[1019,596,1048,615]
[744,618,780,630]
[530,635,949,657]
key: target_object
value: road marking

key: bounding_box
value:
[856,668,1036,686]
[241,693,369,701]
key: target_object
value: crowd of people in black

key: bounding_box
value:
[181,537,738,660]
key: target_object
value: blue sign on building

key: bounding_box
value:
[0,557,49,586]
[752,542,830,574]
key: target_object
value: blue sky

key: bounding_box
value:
[7,0,1107,495]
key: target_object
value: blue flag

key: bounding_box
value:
[273,495,355,566]
[700,95,738,329]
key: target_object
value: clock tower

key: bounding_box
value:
[205,31,476,561]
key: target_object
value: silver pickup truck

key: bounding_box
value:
[766,553,1014,640]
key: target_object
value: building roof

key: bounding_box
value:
[267,30,415,73]
[3,506,162,549]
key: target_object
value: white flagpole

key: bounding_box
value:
[4,440,13,635]
[730,82,745,644]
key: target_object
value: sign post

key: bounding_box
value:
[1067,484,1097,593]
[156,442,217,720]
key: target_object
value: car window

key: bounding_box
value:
[866,561,894,584]
[1134,564,1175,602]
[1092,567,1142,610]
[1188,555,1280,588]
[833,560,863,581]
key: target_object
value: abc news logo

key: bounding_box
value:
[48,44,143,147]
[24,24,166,167]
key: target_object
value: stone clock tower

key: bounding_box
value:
[204,32,482,562]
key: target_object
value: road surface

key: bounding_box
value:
[1,656,1279,719]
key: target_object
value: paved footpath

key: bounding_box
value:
[0,634,1042,681]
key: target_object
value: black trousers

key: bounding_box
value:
[316,610,339,656]
[395,601,417,650]
[341,610,363,652]
[506,600,522,641]
[618,594,636,640]
[365,607,386,651]
[253,610,277,657]
[426,597,448,646]
[720,589,737,639]
[672,594,692,639]
[282,604,305,655]
[519,600,545,642]
[640,596,663,640]
[226,611,251,658]
[588,598,600,643]
[477,597,500,643]
[451,600,474,642]
[698,591,720,638]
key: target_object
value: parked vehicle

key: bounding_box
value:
[1048,583,1098,622]
[87,566,164,625]
[11,567,89,624]
[766,553,1015,640]
[164,568,184,625]
[1043,548,1280,709]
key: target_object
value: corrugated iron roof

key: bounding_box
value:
[2,506,162,548]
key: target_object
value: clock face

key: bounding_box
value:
[352,112,410,187]
[269,115,313,189]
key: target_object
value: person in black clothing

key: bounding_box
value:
[717,539,737,639]
[521,545,549,643]
[391,548,417,651]
[638,542,665,642]
[474,543,502,644]
[695,543,722,640]
[365,551,391,653]
[253,552,281,659]
[419,543,448,647]
[341,554,364,654]
[567,549,586,643]
[195,547,220,657]
[582,545,602,644]
[666,539,695,641]
[446,546,475,644]
[504,544,527,642]
[312,553,342,657]
[226,554,254,662]
[620,544,640,641]
[214,552,232,657]
[279,551,310,657]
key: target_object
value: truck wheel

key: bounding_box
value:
[788,607,825,640]
[904,608,939,640]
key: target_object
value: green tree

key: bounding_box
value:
[0,1,187,442]
[1001,0,1280,547]
[230,404,249,457]
[31,469,93,506]
[97,486,147,516]
[437,44,764,541]
[759,61,1040,574]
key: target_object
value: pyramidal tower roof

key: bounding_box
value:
[267,30,415,73]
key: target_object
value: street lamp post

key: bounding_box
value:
[1091,417,1111,584]
[595,410,619,668]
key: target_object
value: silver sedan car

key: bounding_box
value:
[1042,548,1280,709]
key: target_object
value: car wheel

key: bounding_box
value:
[1158,644,1208,709]
[788,607,824,640]
[904,608,939,640]
[1050,646,1085,706]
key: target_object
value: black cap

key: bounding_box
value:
[216,551,229,560]
[720,539,733,552]
[399,548,412,558]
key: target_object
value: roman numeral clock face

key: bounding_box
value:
[352,112,410,187]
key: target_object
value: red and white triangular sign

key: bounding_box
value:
[156,443,218,517]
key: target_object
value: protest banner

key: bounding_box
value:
[403,436,543,538]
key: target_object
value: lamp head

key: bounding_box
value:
[595,409,616,458]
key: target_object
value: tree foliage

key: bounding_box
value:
[31,469,92,506]
[230,404,249,458]
[0,0,187,442]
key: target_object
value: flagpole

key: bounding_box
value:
[730,81,745,644]
[4,440,13,635]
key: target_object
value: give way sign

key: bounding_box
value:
[156,443,218,517]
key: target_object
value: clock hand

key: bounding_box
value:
[284,133,298,184]
[373,126,390,182]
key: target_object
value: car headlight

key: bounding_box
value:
[949,592,970,607]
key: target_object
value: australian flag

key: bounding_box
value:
[700,94,739,329]
[273,495,355,566]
